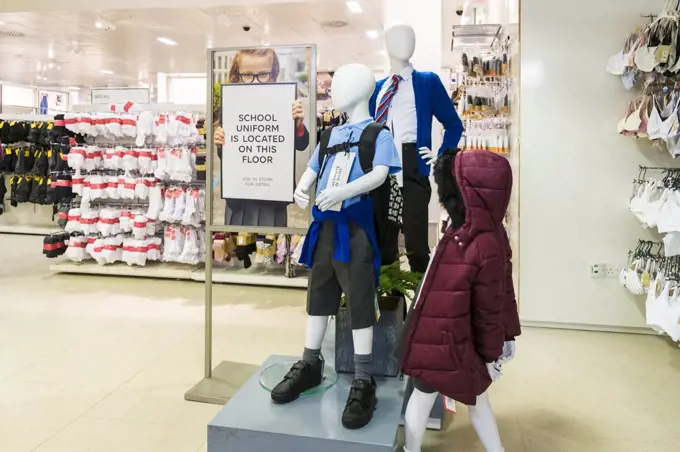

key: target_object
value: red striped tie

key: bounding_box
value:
[375,74,401,125]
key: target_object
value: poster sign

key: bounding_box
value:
[220,82,296,203]
[91,87,150,104]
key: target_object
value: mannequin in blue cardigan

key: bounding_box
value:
[370,24,464,272]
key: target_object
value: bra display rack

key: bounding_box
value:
[609,1,680,340]
[624,166,680,341]
[45,104,209,276]
[0,114,66,235]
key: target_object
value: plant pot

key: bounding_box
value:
[334,295,405,377]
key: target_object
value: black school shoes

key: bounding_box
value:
[342,376,377,430]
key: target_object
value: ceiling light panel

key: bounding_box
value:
[366,30,378,39]
[347,1,363,13]
[157,37,178,46]
[100,69,114,75]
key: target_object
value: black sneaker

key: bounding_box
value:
[341,377,377,430]
[270,359,323,404]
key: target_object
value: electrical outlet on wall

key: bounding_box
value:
[590,263,605,277]
[606,266,620,277]
[590,263,620,278]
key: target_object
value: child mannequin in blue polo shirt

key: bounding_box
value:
[270,63,401,430]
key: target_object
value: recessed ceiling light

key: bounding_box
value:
[379,50,386,56]
[48,62,54,69]
[48,48,54,59]
[157,37,178,46]
[346,1,363,13]
[100,69,114,75]
[366,30,379,39]
[67,86,80,90]
[94,21,103,29]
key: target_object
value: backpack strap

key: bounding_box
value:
[358,122,389,174]
[317,126,335,171]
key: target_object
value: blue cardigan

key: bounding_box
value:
[370,70,464,176]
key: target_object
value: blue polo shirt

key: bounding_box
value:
[308,118,401,209]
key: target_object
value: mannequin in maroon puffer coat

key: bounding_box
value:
[401,149,520,452]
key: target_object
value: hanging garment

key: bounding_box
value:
[657,189,680,233]
[647,96,664,140]
[642,181,664,227]
[646,273,667,334]
[664,231,680,257]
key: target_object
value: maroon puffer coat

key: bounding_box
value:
[401,150,521,405]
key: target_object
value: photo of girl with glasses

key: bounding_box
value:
[215,48,311,227]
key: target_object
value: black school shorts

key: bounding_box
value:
[306,220,377,330]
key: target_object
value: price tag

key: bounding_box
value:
[325,151,355,212]
[656,45,672,63]
[443,395,457,414]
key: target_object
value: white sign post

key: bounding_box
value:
[220,83,296,203]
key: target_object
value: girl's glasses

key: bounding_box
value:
[239,72,273,83]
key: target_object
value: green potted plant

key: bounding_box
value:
[335,261,422,377]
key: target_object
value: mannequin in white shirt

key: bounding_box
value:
[374,23,467,273]
[380,24,437,168]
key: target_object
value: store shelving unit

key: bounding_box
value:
[49,260,309,288]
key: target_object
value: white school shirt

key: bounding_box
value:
[377,64,418,186]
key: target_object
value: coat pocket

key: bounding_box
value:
[443,331,460,368]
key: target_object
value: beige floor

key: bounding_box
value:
[1,234,679,452]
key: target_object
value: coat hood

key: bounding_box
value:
[453,150,512,233]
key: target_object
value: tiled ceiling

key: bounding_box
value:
[0,0,388,90]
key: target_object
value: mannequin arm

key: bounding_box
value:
[316,165,389,211]
[294,167,317,209]
[431,75,464,153]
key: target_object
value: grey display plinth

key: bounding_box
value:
[208,354,405,452]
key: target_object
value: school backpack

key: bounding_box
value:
[318,122,403,265]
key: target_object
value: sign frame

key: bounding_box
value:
[219,81,298,204]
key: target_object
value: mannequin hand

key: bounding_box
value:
[316,186,350,211]
[419,147,436,166]
[294,185,310,209]
[486,361,503,382]
[292,102,305,124]
[214,127,225,146]
[497,341,516,365]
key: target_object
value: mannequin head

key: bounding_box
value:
[385,24,416,63]
[331,63,374,123]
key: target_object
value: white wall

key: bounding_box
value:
[520,0,669,328]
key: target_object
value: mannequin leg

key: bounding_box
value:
[468,391,504,452]
[404,385,438,452]
[304,315,329,349]
[302,315,329,364]
[352,326,373,381]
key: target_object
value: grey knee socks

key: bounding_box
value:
[354,353,373,382]
[302,347,321,365]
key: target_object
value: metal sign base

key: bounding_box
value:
[185,360,259,405]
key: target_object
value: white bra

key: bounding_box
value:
[657,189,680,233]
[624,259,645,296]
[647,275,667,334]
[647,97,663,140]
[642,181,664,228]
